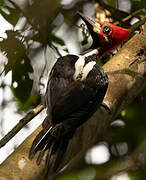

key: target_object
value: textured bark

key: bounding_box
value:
[0,24,146,180]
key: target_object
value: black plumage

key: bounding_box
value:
[29,53,108,178]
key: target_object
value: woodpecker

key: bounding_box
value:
[78,12,131,56]
[29,12,131,178]
[29,49,108,177]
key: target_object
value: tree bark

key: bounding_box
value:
[0,24,146,180]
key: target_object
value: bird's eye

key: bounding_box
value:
[102,25,112,35]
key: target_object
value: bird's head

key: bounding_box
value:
[77,12,131,55]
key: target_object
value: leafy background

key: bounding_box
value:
[0,0,146,180]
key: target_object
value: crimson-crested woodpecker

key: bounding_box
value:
[29,12,130,178]
[77,12,130,55]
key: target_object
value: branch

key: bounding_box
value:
[0,23,146,180]
[114,8,146,26]
[129,16,146,33]
[0,104,44,148]
[97,0,129,20]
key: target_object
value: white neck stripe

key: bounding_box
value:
[84,49,98,57]
[73,56,85,80]
[73,49,98,81]
[81,61,96,80]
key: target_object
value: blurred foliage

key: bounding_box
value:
[129,168,146,180]
[131,0,146,11]
[0,5,20,25]
[57,173,80,180]
[110,89,146,153]
[0,30,33,102]
[0,0,146,180]
[107,0,116,8]
[33,32,65,45]
[16,93,40,112]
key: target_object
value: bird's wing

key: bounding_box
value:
[44,55,77,114]
[51,79,94,121]
[45,55,98,123]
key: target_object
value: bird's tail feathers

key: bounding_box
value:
[36,135,53,165]
[29,122,72,178]
[44,139,69,178]
[29,125,52,160]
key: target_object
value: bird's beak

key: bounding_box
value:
[77,11,101,34]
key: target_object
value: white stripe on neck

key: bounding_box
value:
[73,49,98,81]
[81,61,96,80]
[73,56,85,80]
[84,49,98,57]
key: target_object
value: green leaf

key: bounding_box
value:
[49,33,65,45]
[132,0,141,2]
[142,0,146,8]
[57,173,80,180]
[131,0,145,11]
[0,6,20,26]
[11,56,33,102]
[0,30,27,74]
[0,30,33,102]
[107,0,116,8]
[0,0,4,6]
[32,32,65,46]
[11,75,33,103]
[16,93,40,112]
[128,168,146,180]
[32,33,44,43]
